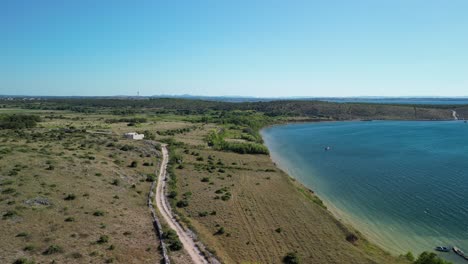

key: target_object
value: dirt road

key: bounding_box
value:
[155,144,209,264]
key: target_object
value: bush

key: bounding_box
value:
[111,179,120,186]
[283,252,300,264]
[413,252,451,264]
[221,192,232,201]
[214,227,225,235]
[162,229,183,251]
[129,161,138,168]
[64,194,76,200]
[2,187,16,194]
[3,210,18,219]
[97,235,109,244]
[176,200,189,208]
[16,232,29,237]
[13,258,35,264]
[146,174,156,182]
[167,191,177,199]
[198,211,208,217]
[168,240,182,251]
[65,217,75,222]
[93,211,105,216]
[201,177,210,182]
[23,245,35,251]
[403,252,415,262]
[42,245,63,255]
[346,233,358,243]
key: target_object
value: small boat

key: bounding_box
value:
[324,146,331,151]
[453,246,465,257]
[435,246,450,252]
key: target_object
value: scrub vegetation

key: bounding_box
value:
[0,97,460,263]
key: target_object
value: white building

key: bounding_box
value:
[124,132,145,140]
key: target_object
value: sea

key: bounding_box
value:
[262,121,468,263]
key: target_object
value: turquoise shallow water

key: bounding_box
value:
[262,121,468,263]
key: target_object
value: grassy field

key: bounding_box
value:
[161,123,409,264]
[1,102,446,263]
[0,111,163,263]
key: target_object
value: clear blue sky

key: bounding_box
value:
[1,0,467,97]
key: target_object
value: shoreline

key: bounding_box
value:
[260,120,468,264]
[260,122,406,258]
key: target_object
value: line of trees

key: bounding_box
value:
[206,130,269,155]
[0,114,41,129]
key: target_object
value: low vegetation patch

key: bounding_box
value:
[283,252,300,264]
[162,229,183,251]
[42,245,63,255]
[0,114,41,129]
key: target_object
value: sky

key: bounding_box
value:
[1,0,468,97]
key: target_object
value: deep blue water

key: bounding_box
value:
[262,121,468,263]
[321,98,468,105]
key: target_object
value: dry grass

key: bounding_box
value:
[0,114,162,264]
[169,125,409,264]
[0,110,409,264]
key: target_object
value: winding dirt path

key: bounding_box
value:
[155,144,208,264]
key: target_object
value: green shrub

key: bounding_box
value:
[413,252,451,264]
[162,229,183,251]
[198,211,208,217]
[42,245,63,255]
[93,211,105,216]
[2,188,16,194]
[111,179,120,186]
[129,161,138,168]
[13,258,35,264]
[3,210,18,219]
[64,194,76,201]
[283,252,300,264]
[146,174,156,182]
[23,245,35,251]
[167,191,178,199]
[97,235,109,244]
[201,177,210,182]
[215,227,225,235]
[176,200,189,208]
[16,232,29,237]
[221,192,232,201]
